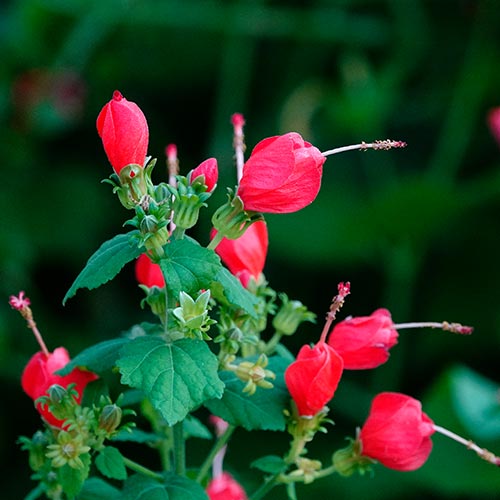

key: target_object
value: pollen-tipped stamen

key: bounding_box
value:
[322,140,407,157]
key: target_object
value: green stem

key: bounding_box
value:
[173,421,186,475]
[263,331,282,355]
[207,230,224,251]
[196,424,236,483]
[249,473,282,500]
[172,226,186,240]
[122,456,164,482]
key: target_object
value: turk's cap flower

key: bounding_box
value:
[96,90,149,174]
[21,347,98,428]
[327,308,398,370]
[358,392,435,471]
[211,219,268,288]
[206,472,248,500]
[190,157,218,193]
[285,342,343,417]
[135,253,165,288]
[237,132,325,214]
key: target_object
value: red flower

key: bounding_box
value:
[237,133,325,213]
[211,220,268,287]
[359,392,435,471]
[191,158,218,192]
[96,90,149,174]
[21,347,98,427]
[206,472,247,500]
[135,253,165,288]
[285,342,343,417]
[327,308,398,370]
[488,107,500,147]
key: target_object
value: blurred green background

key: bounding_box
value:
[1,0,500,498]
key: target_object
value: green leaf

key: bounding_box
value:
[117,336,224,425]
[77,477,121,499]
[56,338,131,376]
[164,473,208,500]
[159,238,221,300]
[183,414,212,440]
[57,453,91,498]
[251,455,287,474]
[204,356,291,431]
[112,428,161,444]
[122,475,168,500]
[95,446,127,481]
[63,232,142,304]
[210,267,259,318]
[449,364,500,440]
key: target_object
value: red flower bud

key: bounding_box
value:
[211,220,268,287]
[237,133,325,213]
[191,158,218,192]
[96,90,149,174]
[327,308,398,370]
[135,253,165,288]
[21,347,98,427]
[285,342,343,416]
[206,472,247,500]
[359,392,435,471]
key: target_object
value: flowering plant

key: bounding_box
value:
[10,92,499,500]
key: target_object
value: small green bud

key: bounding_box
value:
[272,294,316,336]
[98,404,123,434]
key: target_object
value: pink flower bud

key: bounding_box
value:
[327,308,398,369]
[135,253,165,288]
[21,347,98,427]
[206,472,247,500]
[359,392,435,471]
[190,158,218,192]
[237,132,325,213]
[96,90,149,174]
[285,342,343,417]
[211,220,268,288]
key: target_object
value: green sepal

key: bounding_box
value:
[63,232,142,304]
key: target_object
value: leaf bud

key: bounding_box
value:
[98,404,123,434]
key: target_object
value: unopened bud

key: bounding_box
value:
[99,404,123,434]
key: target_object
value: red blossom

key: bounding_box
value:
[327,308,398,369]
[211,220,268,287]
[96,90,149,174]
[135,253,165,288]
[206,472,247,500]
[21,347,98,428]
[237,132,325,213]
[284,342,343,417]
[191,158,218,192]
[359,392,435,471]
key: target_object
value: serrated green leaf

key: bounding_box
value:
[122,475,168,500]
[57,453,91,498]
[77,477,121,499]
[117,336,224,426]
[204,356,290,431]
[164,473,208,500]
[449,364,500,440]
[63,232,142,304]
[56,338,131,376]
[251,455,287,474]
[159,238,221,300]
[210,267,259,318]
[95,446,127,481]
